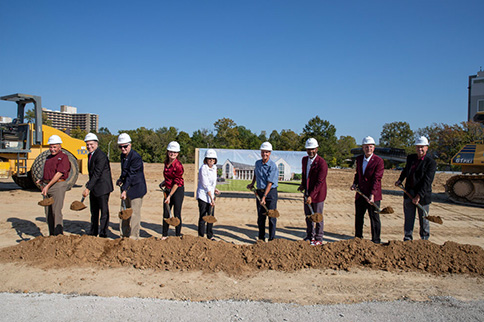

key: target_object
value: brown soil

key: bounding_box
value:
[1,235,483,276]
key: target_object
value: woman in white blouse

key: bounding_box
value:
[196,149,220,240]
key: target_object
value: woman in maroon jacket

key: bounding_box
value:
[160,141,184,239]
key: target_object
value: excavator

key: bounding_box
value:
[0,93,88,190]
[445,112,484,206]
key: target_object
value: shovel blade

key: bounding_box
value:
[267,209,280,218]
[70,200,87,211]
[309,213,323,223]
[379,206,394,214]
[427,216,443,225]
[38,197,54,207]
[202,215,217,224]
[164,217,180,227]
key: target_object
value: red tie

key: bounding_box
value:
[88,153,92,164]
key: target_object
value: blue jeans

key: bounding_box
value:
[403,198,430,241]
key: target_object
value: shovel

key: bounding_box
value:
[70,196,87,211]
[354,187,394,214]
[202,197,217,224]
[250,188,280,218]
[397,184,443,224]
[118,198,133,220]
[303,195,323,223]
[38,195,54,207]
[163,189,180,227]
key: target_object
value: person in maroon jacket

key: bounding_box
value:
[36,135,71,236]
[298,138,328,246]
[351,136,384,243]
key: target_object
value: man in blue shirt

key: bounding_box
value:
[247,142,279,241]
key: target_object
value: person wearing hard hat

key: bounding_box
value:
[351,136,384,243]
[36,134,71,235]
[116,133,147,239]
[160,141,185,239]
[196,149,220,240]
[395,136,436,241]
[298,138,328,246]
[82,133,114,238]
[247,141,279,242]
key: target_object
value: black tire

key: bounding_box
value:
[31,149,79,191]
[12,171,36,189]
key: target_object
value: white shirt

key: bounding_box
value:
[306,155,316,180]
[362,154,373,175]
[196,163,217,203]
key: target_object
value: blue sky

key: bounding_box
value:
[1,0,483,144]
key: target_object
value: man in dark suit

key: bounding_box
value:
[298,138,328,246]
[351,136,384,243]
[116,133,147,239]
[395,136,436,241]
[82,133,114,237]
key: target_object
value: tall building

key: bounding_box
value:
[43,105,99,133]
[468,69,484,122]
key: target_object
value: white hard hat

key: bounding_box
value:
[362,136,376,145]
[84,133,98,142]
[415,136,429,146]
[167,141,180,152]
[305,138,319,149]
[117,133,131,145]
[205,149,217,159]
[47,135,62,145]
[260,141,273,151]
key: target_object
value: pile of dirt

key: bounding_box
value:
[1,235,483,276]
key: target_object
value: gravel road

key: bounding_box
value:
[1,293,483,321]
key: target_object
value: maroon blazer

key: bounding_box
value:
[353,154,384,201]
[301,155,328,203]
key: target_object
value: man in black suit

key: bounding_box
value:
[395,136,436,241]
[82,133,114,237]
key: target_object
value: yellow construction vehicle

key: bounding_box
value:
[445,112,484,206]
[0,93,88,189]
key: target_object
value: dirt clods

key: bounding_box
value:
[0,235,483,276]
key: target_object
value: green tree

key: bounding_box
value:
[177,131,193,163]
[278,129,301,151]
[379,121,414,152]
[25,109,52,126]
[214,118,240,148]
[302,116,338,166]
[236,125,261,149]
[192,129,215,148]
[268,130,281,150]
[335,135,357,166]
[70,127,87,140]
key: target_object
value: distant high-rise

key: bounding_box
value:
[468,69,484,122]
[43,105,99,133]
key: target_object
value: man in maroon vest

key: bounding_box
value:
[298,138,328,246]
[351,136,384,243]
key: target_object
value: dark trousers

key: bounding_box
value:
[304,201,324,241]
[256,188,277,241]
[403,198,430,241]
[89,193,110,237]
[163,186,184,237]
[355,197,381,243]
[197,199,214,239]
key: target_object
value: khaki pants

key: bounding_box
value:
[44,181,67,236]
[120,197,143,239]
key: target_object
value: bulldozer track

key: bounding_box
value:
[445,174,484,208]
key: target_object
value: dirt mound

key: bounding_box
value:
[1,235,483,276]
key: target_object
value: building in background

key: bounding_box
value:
[43,105,99,134]
[468,69,484,123]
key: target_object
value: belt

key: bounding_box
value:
[43,179,66,184]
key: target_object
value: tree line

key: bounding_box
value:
[64,115,483,169]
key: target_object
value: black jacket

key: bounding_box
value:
[86,149,114,197]
[398,153,436,205]
[119,149,147,199]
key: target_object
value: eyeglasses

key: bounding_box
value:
[118,145,129,149]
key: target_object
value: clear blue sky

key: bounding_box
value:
[1,0,483,144]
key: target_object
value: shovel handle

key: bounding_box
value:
[354,188,382,213]
[396,184,429,217]
[303,195,315,216]
[80,196,85,203]
[250,188,270,213]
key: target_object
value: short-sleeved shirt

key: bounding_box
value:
[42,151,70,181]
[163,158,184,189]
[255,159,278,189]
